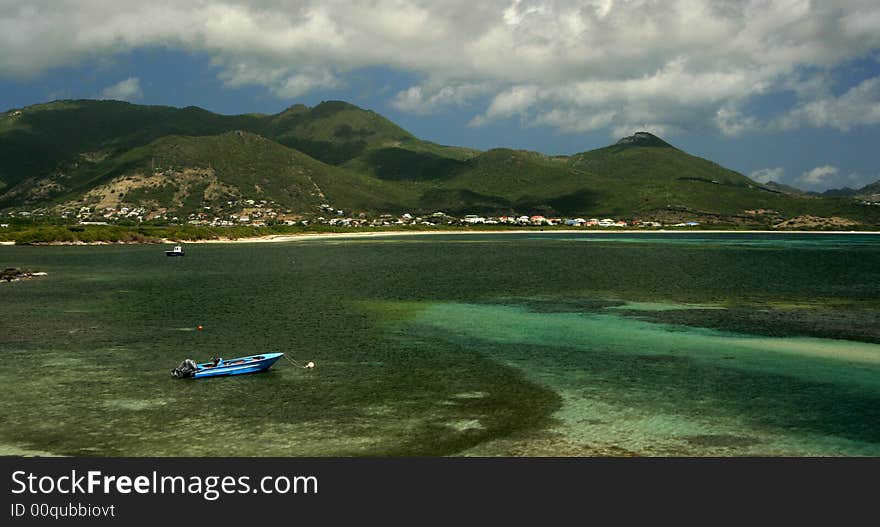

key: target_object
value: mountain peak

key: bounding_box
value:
[615,131,672,148]
[312,100,363,115]
[279,103,308,115]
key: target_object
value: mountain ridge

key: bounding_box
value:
[822,181,880,199]
[2,99,878,227]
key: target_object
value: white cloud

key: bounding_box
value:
[2,1,880,136]
[99,77,142,101]
[750,168,785,184]
[776,76,880,131]
[391,82,492,114]
[716,104,760,137]
[744,165,878,191]
[738,164,879,191]
[481,85,540,121]
[799,165,840,187]
[531,108,616,134]
[825,172,880,189]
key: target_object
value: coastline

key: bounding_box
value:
[174,228,880,245]
[3,229,880,247]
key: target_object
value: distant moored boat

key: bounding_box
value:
[165,244,185,257]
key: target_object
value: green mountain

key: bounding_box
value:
[82,132,405,211]
[261,100,476,165]
[0,100,262,190]
[563,135,789,216]
[1,99,878,227]
[857,181,880,201]
[764,181,805,195]
[822,187,859,197]
[822,180,880,200]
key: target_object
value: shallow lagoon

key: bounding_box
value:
[1,232,879,456]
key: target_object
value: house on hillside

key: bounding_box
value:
[529,215,547,225]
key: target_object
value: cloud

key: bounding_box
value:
[480,85,540,121]
[99,77,142,101]
[219,67,340,99]
[2,1,880,136]
[391,82,492,114]
[531,108,616,134]
[799,165,840,187]
[776,76,880,131]
[793,165,880,190]
[716,104,760,137]
[750,168,785,184]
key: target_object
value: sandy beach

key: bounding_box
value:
[2,229,878,247]
[173,228,880,245]
[176,229,580,244]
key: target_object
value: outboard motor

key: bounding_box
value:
[172,359,198,378]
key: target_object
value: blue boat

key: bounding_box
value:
[171,353,283,379]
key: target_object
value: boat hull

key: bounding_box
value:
[191,353,283,379]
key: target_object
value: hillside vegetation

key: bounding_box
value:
[1,99,878,227]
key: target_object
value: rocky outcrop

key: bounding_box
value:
[1,267,48,282]
[773,215,859,229]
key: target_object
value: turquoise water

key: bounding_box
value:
[1,232,879,456]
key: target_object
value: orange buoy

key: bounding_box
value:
[197,325,203,331]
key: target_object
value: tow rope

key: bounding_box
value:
[284,354,315,369]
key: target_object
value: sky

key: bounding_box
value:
[1,0,879,191]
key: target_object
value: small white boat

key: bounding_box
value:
[165,244,185,257]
